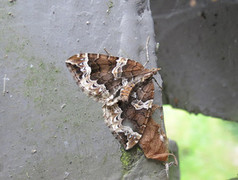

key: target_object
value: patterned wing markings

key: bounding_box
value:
[103,79,154,150]
[66,53,116,102]
[66,53,159,105]
[66,53,178,166]
[66,53,159,150]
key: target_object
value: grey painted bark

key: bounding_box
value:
[151,0,238,122]
[0,0,179,179]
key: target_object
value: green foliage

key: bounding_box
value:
[164,105,238,180]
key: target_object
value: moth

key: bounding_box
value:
[66,53,177,165]
[66,53,159,150]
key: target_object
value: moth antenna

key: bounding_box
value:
[143,36,150,67]
[152,77,163,90]
[104,48,111,56]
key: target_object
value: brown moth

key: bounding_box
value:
[65,53,178,165]
[66,53,160,150]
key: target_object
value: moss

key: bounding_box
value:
[120,148,132,169]
[63,118,69,123]
[4,35,30,55]
[120,146,143,176]
[0,1,15,22]
[23,60,62,110]
[2,14,89,136]
[102,154,108,165]
[73,121,80,128]
[8,0,17,6]
[1,20,67,114]
[106,0,114,14]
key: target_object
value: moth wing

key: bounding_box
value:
[103,79,155,150]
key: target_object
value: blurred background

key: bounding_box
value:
[164,105,238,179]
[151,0,238,179]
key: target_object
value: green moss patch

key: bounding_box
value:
[120,146,143,175]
